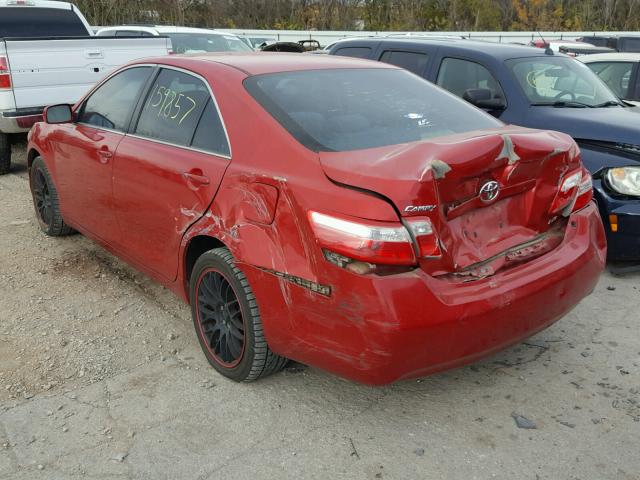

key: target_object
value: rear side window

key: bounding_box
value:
[333,47,372,59]
[135,68,229,155]
[586,62,634,99]
[78,67,152,132]
[379,50,428,75]
[191,99,230,156]
[0,7,88,37]
[245,68,501,152]
[620,37,640,52]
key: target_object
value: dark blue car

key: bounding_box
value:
[329,38,640,260]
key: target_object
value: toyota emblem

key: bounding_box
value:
[479,180,500,203]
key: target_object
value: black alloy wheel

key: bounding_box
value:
[189,248,288,382]
[196,269,246,367]
[32,167,53,227]
[29,157,73,236]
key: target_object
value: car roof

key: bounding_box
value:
[148,52,397,76]
[97,25,236,36]
[579,52,640,62]
[334,37,552,60]
[152,26,233,35]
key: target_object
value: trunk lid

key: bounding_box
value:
[319,127,581,276]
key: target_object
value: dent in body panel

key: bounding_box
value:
[181,172,322,296]
[496,134,521,165]
[423,158,452,180]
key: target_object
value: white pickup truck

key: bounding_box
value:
[0,0,172,174]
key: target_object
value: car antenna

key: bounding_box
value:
[537,31,553,55]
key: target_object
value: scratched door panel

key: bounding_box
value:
[112,68,230,281]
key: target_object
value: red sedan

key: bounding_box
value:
[27,54,606,385]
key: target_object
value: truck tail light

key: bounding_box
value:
[406,218,442,258]
[0,56,11,90]
[308,211,417,267]
[572,168,593,212]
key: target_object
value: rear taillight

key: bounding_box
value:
[572,168,593,212]
[308,211,443,273]
[549,168,593,216]
[308,211,417,267]
[0,56,11,90]
[549,169,582,216]
[406,218,442,258]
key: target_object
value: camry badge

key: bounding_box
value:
[479,180,500,203]
[404,205,436,213]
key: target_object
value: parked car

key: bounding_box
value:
[261,42,305,53]
[579,35,640,53]
[0,1,172,174]
[96,26,252,54]
[27,53,605,384]
[261,39,321,53]
[579,53,640,106]
[330,38,640,261]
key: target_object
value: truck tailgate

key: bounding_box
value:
[4,37,171,109]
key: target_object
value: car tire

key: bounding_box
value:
[29,156,73,236]
[0,133,10,175]
[189,247,288,382]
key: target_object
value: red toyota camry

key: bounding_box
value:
[27,53,606,385]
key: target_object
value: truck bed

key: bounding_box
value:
[2,36,171,110]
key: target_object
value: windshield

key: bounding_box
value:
[245,68,502,152]
[167,33,252,54]
[506,56,620,107]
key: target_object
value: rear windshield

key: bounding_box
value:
[244,68,502,152]
[0,7,89,37]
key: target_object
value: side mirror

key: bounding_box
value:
[463,88,506,110]
[43,104,73,124]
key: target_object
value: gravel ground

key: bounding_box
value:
[1,145,639,480]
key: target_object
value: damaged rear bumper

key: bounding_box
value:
[244,203,606,385]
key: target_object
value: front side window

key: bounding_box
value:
[167,33,252,54]
[78,67,152,131]
[245,68,502,152]
[380,50,428,75]
[506,56,620,106]
[586,61,634,99]
[437,58,505,101]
